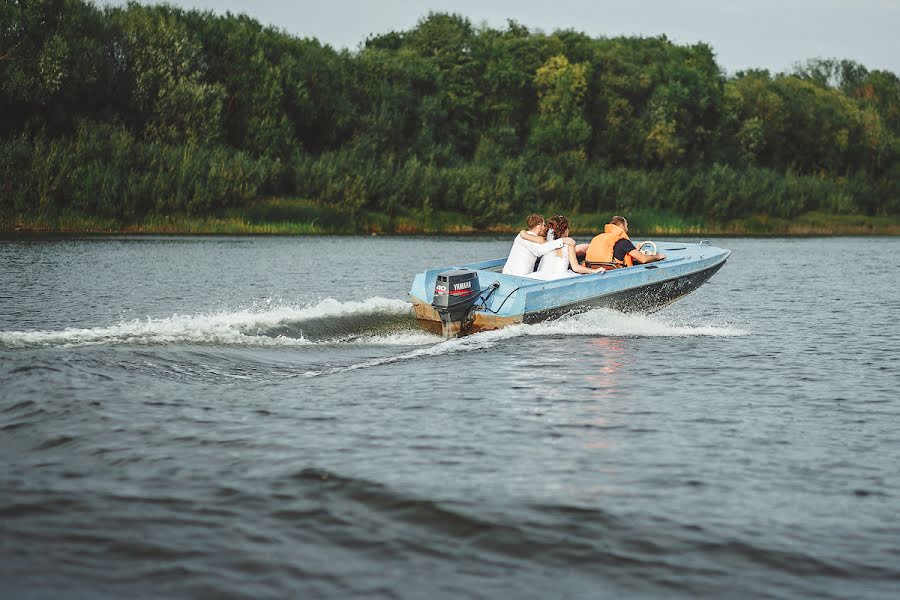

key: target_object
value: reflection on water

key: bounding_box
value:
[585,336,628,401]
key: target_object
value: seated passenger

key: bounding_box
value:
[585,215,666,268]
[502,214,575,276]
[532,216,604,279]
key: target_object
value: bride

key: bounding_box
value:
[532,215,605,279]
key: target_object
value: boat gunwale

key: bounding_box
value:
[438,245,731,293]
[449,249,730,294]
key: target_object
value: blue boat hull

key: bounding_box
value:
[521,259,725,322]
[410,241,730,336]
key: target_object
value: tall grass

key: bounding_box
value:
[0,123,280,223]
[2,123,897,233]
[9,200,898,236]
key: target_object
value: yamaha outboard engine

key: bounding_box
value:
[432,269,480,338]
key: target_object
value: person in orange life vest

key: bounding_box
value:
[584,216,666,267]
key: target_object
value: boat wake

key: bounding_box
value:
[529,307,745,338]
[0,297,431,349]
[296,307,747,378]
[0,299,746,351]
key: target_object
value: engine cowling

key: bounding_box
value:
[432,269,480,336]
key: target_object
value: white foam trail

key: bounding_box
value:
[525,308,747,338]
[300,327,511,378]
[0,297,415,348]
[1,301,744,351]
[348,331,440,346]
[301,308,747,378]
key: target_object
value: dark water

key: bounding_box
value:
[1,235,898,599]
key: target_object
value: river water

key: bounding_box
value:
[1,235,898,599]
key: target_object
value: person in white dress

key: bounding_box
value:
[502,214,576,276]
[532,215,605,279]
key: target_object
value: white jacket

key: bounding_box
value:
[501,235,564,276]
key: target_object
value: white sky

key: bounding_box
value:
[99,0,900,75]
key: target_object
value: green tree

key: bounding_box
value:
[530,54,591,158]
[1,0,114,136]
[405,13,481,161]
[110,3,225,144]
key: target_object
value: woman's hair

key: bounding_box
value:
[547,215,569,239]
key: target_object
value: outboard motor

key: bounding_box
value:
[432,269,480,338]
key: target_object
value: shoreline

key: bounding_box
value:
[3,203,899,237]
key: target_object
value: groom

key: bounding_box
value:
[502,214,576,276]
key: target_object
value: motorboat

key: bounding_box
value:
[409,240,731,337]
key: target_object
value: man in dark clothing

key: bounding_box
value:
[611,217,666,265]
[583,216,666,267]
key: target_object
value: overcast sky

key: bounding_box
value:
[100,0,900,75]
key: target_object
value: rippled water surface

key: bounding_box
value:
[1,235,898,599]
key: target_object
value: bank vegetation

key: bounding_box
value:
[2,1,898,234]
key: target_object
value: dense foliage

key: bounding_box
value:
[2,0,899,226]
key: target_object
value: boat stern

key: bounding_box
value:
[409,260,524,337]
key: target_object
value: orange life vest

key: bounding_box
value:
[585,224,634,268]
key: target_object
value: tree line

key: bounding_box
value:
[2,0,898,226]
